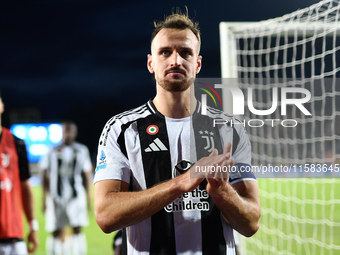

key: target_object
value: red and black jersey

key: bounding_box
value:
[0,127,30,239]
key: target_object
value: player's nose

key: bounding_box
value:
[170,52,182,67]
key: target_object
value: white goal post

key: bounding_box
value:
[219,0,340,254]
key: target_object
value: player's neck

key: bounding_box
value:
[153,87,197,119]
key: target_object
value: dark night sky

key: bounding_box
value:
[0,0,319,158]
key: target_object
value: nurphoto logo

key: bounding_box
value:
[197,78,312,128]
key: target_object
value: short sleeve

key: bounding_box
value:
[39,148,51,173]
[93,118,131,184]
[231,123,252,166]
[81,145,93,173]
[229,121,257,184]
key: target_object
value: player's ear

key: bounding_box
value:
[196,55,202,74]
[147,54,154,73]
[0,102,4,114]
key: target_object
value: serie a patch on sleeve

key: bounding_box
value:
[96,149,107,172]
[229,163,257,184]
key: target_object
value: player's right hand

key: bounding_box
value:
[27,230,39,253]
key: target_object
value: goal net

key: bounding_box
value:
[219,0,340,254]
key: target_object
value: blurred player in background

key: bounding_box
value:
[0,91,39,254]
[112,230,122,255]
[40,120,93,255]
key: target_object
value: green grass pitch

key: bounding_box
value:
[25,186,115,255]
[242,178,340,255]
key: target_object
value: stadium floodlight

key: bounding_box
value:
[10,123,62,163]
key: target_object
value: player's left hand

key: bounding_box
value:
[27,230,39,253]
[205,142,234,197]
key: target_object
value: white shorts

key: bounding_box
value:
[0,241,27,255]
[45,189,89,232]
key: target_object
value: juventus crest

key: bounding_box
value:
[198,130,215,152]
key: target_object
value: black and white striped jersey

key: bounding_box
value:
[40,142,93,201]
[94,100,256,255]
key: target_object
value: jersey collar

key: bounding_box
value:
[146,99,201,119]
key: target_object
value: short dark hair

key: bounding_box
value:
[151,8,201,51]
[61,119,77,127]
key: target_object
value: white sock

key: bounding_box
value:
[62,236,72,255]
[72,233,87,255]
[46,235,63,255]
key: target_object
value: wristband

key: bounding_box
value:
[29,219,39,231]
